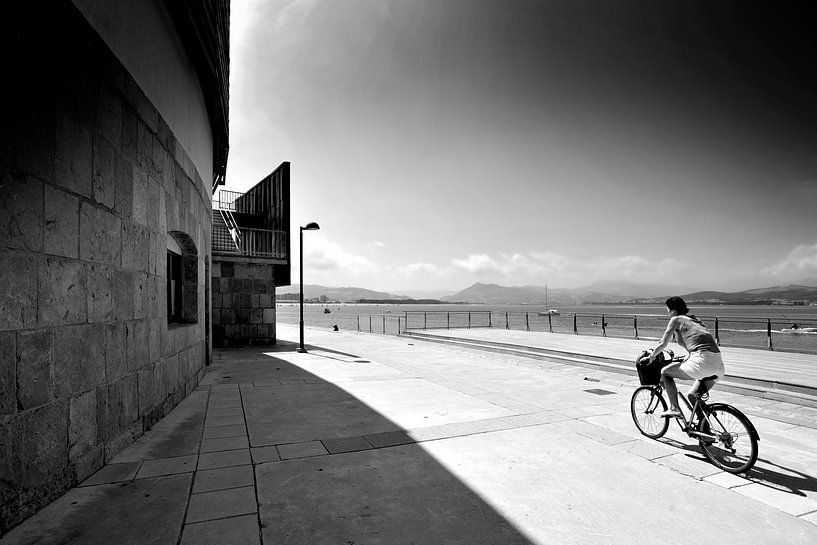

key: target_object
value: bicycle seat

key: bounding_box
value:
[701,375,719,381]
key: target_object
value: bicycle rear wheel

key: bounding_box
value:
[630,386,669,439]
[698,405,758,474]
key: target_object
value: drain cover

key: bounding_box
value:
[583,388,616,396]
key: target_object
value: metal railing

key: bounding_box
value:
[401,311,817,353]
[212,190,245,213]
[212,224,287,258]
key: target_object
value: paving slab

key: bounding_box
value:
[192,464,255,493]
[186,485,258,523]
[0,475,191,545]
[180,514,261,545]
[197,448,252,470]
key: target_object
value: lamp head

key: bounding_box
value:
[301,222,320,231]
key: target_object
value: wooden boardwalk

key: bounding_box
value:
[407,328,817,398]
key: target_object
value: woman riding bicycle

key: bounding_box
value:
[648,296,725,418]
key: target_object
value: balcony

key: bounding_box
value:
[211,162,290,264]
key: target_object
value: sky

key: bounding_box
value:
[227,0,817,297]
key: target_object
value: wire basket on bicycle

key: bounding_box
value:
[635,350,668,386]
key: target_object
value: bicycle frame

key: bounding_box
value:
[650,384,719,443]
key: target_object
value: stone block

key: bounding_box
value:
[220,308,236,325]
[73,444,104,484]
[151,140,169,182]
[235,294,251,309]
[0,332,16,415]
[92,136,115,208]
[121,220,149,272]
[0,416,22,494]
[136,120,153,173]
[114,154,134,217]
[120,108,138,163]
[148,176,161,230]
[86,264,113,322]
[17,328,54,410]
[105,323,128,381]
[97,83,122,148]
[54,324,105,397]
[133,273,148,320]
[262,309,276,324]
[221,262,234,278]
[153,359,168,401]
[235,309,250,324]
[115,374,139,428]
[1,167,43,252]
[54,112,93,197]
[111,269,135,321]
[43,185,79,258]
[79,202,121,266]
[148,318,162,364]
[259,294,272,308]
[126,320,149,371]
[38,256,87,327]
[3,104,56,184]
[20,400,69,489]
[137,366,155,416]
[165,186,180,232]
[69,389,98,462]
[211,262,221,278]
[249,309,262,324]
[249,294,260,308]
[0,251,37,331]
[132,167,148,226]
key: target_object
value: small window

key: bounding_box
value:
[167,250,183,323]
[167,232,198,324]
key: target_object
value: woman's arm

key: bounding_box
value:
[650,317,679,361]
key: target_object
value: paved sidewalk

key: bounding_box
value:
[3,324,817,544]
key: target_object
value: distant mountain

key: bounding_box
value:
[680,285,817,304]
[440,282,817,305]
[279,284,410,302]
[441,283,597,305]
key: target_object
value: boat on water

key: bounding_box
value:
[537,284,559,316]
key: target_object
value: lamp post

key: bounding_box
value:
[297,222,320,352]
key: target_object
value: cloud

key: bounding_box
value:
[450,251,689,286]
[369,240,386,248]
[763,243,817,277]
[398,262,439,275]
[304,235,379,275]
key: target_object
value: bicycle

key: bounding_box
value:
[630,350,760,474]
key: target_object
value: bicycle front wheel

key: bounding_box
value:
[630,386,669,439]
[698,405,758,474]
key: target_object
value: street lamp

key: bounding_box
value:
[297,222,320,352]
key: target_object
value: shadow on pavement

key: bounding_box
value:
[747,459,817,498]
[207,344,537,544]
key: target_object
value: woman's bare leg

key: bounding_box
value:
[661,362,694,413]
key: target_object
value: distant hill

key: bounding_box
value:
[679,285,817,305]
[278,284,410,302]
[440,282,817,305]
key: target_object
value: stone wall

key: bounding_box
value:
[0,3,212,534]
[212,260,283,346]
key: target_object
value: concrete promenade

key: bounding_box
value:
[2,324,817,544]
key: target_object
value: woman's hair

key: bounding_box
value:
[665,296,689,315]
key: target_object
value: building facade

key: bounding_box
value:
[0,0,229,534]
[212,163,291,346]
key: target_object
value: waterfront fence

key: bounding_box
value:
[400,311,817,353]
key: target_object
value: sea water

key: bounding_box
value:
[276,302,817,354]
